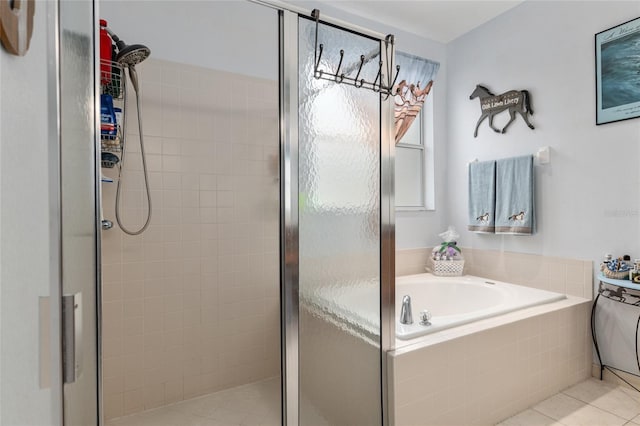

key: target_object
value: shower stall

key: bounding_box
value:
[54,1,395,425]
[98,2,282,422]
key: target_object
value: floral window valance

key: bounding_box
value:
[393,52,440,144]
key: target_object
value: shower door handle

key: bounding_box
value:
[62,292,83,384]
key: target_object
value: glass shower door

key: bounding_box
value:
[297,17,383,426]
[59,1,99,424]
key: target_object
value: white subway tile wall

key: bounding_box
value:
[396,248,593,299]
[101,58,280,420]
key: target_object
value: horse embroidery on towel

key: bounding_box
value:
[508,211,525,221]
[476,212,490,223]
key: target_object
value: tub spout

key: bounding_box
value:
[400,295,413,325]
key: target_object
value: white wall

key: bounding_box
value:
[446,1,640,374]
[0,1,56,424]
[100,0,279,81]
[447,1,640,263]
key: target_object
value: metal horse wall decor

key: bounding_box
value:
[469,85,535,137]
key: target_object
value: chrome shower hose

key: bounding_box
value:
[114,66,152,235]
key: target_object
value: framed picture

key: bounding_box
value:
[595,17,640,125]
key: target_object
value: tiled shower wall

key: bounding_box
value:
[100,58,279,420]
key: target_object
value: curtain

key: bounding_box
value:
[394,52,440,144]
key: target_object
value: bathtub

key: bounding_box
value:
[301,272,590,425]
[389,273,592,426]
[397,273,566,340]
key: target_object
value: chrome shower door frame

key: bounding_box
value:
[278,7,396,426]
[279,9,300,426]
[380,32,397,426]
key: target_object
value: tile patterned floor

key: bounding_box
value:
[107,378,281,426]
[106,377,331,426]
[108,376,639,426]
[498,378,640,426]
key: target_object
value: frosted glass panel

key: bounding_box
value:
[60,1,99,423]
[396,147,424,206]
[298,18,381,426]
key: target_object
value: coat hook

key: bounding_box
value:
[373,61,383,91]
[380,65,400,96]
[381,87,392,100]
[309,8,398,98]
[312,9,321,78]
[354,55,365,82]
[314,44,324,79]
[335,49,344,83]
[389,65,401,90]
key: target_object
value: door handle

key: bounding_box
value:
[62,293,83,384]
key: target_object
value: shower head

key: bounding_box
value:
[106,28,150,66]
[116,42,150,66]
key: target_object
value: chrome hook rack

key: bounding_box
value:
[311,9,399,99]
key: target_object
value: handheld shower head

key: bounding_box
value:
[106,28,150,66]
[116,43,150,66]
[104,24,153,236]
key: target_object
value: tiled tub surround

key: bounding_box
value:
[100,58,279,420]
[396,247,594,299]
[391,248,593,425]
[388,299,592,426]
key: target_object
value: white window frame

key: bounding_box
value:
[395,90,435,211]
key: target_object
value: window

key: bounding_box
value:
[395,92,435,210]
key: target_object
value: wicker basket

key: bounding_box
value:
[428,259,465,277]
[600,264,629,280]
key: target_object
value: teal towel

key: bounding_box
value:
[495,155,535,235]
[468,160,496,233]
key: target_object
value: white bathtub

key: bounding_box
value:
[396,273,566,340]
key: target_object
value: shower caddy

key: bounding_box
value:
[100,59,126,167]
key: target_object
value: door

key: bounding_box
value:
[297,17,383,425]
[59,0,100,424]
[1,0,99,424]
[281,9,395,426]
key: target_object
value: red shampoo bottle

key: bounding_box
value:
[100,19,113,85]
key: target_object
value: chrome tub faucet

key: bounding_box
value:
[400,295,413,325]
